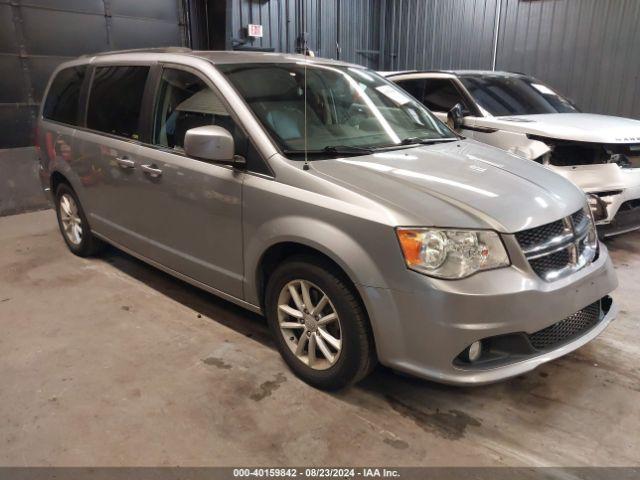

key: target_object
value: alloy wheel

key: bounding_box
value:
[277,279,342,370]
[59,193,83,245]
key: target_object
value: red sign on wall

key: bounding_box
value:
[248,24,263,38]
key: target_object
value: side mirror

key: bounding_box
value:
[447,103,465,131]
[184,125,239,165]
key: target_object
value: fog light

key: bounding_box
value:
[467,341,482,362]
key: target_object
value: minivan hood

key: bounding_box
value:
[311,139,585,233]
[476,113,640,143]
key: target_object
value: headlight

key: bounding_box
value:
[582,202,599,250]
[396,228,510,279]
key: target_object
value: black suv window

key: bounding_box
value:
[459,76,578,116]
[395,79,426,103]
[421,79,466,112]
[43,66,87,125]
[87,66,149,140]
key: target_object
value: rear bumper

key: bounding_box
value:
[361,242,618,385]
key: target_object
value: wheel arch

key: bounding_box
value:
[50,170,71,194]
[254,239,379,363]
[255,240,362,312]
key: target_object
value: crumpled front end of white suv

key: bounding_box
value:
[526,135,640,237]
[470,119,640,237]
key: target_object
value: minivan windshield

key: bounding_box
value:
[217,62,455,157]
[459,75,578,116]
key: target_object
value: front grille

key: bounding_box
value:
[515,219,565,251]
[528,301,601,350]
[515,208,597,281]
[529,247,571,278]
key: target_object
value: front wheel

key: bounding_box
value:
[265,256,376,390]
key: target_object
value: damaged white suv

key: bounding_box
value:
[386,70,640,237]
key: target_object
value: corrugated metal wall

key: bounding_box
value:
[229,0,294,51]
[381,0,640,119]
[337,0,381,69]
[228,0,381,68]
[383,0,498,71]
[495,0,640,118]
[0,0,187,148]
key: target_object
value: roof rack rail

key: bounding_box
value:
[81,47,192,58]
[384,70,420,77]
[386,69,459,77]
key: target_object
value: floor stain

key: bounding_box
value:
[385,395,481,440]
[250,373,287,401]
[0,298,10,303]
[383,437,409,450]
[129,388,142,398]
[202,357,232,370]
[121,305,130,312]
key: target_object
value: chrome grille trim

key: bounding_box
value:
[525,232,574,258]
[572,209,590,235]
[515,207,597,281]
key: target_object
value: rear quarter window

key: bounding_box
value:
[87,65,150,140]
[42,66,87,125]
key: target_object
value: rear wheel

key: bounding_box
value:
[265,256,376,390]
[55,183,104,257]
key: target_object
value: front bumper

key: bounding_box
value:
[599,210,640,237]
[551,163,640,237]
[361,240,618,385]
[595,192,640,237]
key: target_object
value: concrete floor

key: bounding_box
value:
[1,210,639,467]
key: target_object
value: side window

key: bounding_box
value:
[395,79,426,103]
[421,79,466,112]
[87,65,149,140]
[43,66,87,125]
[153,68,246,154]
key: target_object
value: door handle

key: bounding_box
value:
[116,156,135,169]
[141,164,163,178]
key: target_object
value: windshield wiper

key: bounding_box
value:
[322,145,375,155]
[282,145,375,159]
[399,137,458,146]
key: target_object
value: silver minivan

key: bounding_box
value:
[38,49,618,390]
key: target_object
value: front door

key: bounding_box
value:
[126,66,245,298]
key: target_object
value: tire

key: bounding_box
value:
[265,255,376,390]
[54,183,104,257]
